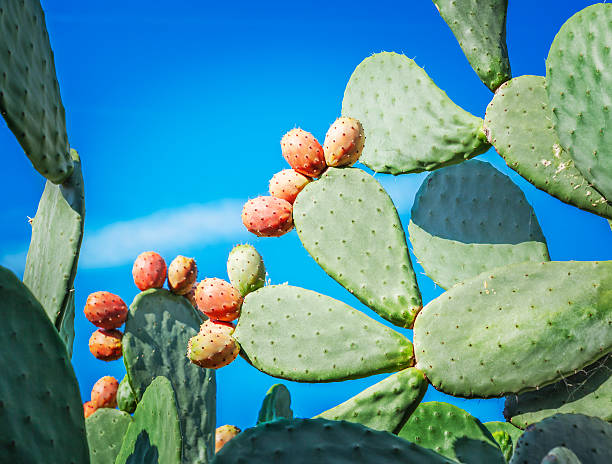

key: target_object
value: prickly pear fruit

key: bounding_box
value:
[83,401,97,418]
[132,251,167,291]
[89,328,123,361]
[167,255,198,295]
[215,425,241,453]
[227,244,266,296]
[281,128,326,177]
[323,117,365,167]
[184,283,197,307]
[91,376,119,409]
[187,320,240,369]
[84,291,128,329]
[195,278,243,321]
[269,169,311,204]
[242,196,294,237]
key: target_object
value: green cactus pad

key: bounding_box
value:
[257,384,293,424]
[414,260,612,398]
[398,401,505,464]
[484,421,523,447]
[294,167,421,327]
[408,160,549,289]
[315,368,427,434]
[234,285,414,382]
[116,376,182,464]
[492,431,513,463]
[227,244,266,296]
[546,4,612,200]
[117,375,137,414]
[342,52,490,174]
[123,289,216,464]
[484,75,612,219]
[509,414,612,464]
[504,354,612,428]
[212,418,455,464]
[0,0,73,183]
[541,447,582,464]
[23,149,85,327]
[433,0,511,91]
[86,408,131,464]
[0,266,89,464]
[57,288,75,358]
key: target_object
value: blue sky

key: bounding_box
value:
[2,0,611,431]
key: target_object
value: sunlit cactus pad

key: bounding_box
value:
[86,408,132,464]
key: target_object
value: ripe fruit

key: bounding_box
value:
[195,278,242,322]
[84,291,128,329]
[89,329,123,361]
[269,169,311,204]
[215,425,241,453]
[168,255,198,295]
[132,251,167,291]
[242,196,293,237]
[83,401,97,419]
[227,244,266,296]
[91,376,119,409]
[187,320,240,369]
[280,128,326,177]
[323,117,365,167]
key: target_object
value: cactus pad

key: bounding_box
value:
[342,52,490,174]
[257,384,293,424]
[484,421,523,447]
[294,167,421,327]
[315,368,427,434]
[234,285,414,382]
[117,375,137,414]
[414,260,612,398]
[409,160,549,289]
[123,289,216,464]
[227,244,266,296]
[0,0,73,183]
[57,288,75,357]
[541,447,582,464]
[546,4,612,201]
[86,408,131,464]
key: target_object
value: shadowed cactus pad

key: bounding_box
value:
[86,408,131,464]
[257,384,293,424]
[541,447,582,464]
[117,375,137,414]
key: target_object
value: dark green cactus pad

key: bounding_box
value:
[408,160,549,289]
[504,354,612,428]
[123,289,216,464]
[315,368,427,434]
[541,447,582,464]
[484,421,523,447]
[509,414,612,464]
[212,418,455,464]
[57,287,75,358]
[86,409,131,464]
[23,149,85,329]
[294,167,421,328]
[116,376,182,464]
[398,401,505,464]
[0,0,73,183]
[546,4,612,201]
[414,260,612,398]
[117,375,137,414]
[256,384,293,424]
[227,244,266,296]
[484,75,612,219]
[0,266,89,464]
[342,52,490,174]
[234,285,414,382]
[433,0,511,91]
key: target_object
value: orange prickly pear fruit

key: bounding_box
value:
[241,196,293,237]
[132,251,167,291]
[281,128,326,177]
[84,291,128,329]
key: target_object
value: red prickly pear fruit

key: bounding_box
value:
[215,425,241,453]
[83,401,97,419]
[323,117,365,167]
[241,196,294,237]
[168,255,198,295]
[187,320,240,369]
[132,251,167,291]
[195,278,242,322]
[91,376,119,409]
[184,282,197,308]
[200,320,235,332]
[89,328,123,361]
[84,291,128,329]
[269,169,311,204]
[280,128,326,177]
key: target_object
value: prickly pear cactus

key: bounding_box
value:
[86,409,131,464]
[257,384,293,424]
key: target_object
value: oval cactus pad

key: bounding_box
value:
[257,384,293,424]
[86,409,132,464]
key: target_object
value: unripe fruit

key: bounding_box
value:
[195,278,242,322]
[91,376,119,409]
[227,244,266,296]
[215,425,241,453]
[281,128,326,177]
[269,169,311,204]
[168,255,198,295]
[132,251,167,291]
[89,329,123,361]
[84,291,128,329]
[187,320,240,369]
[242,196,293,237]
[323,117,365,167]
[83,401,97,419]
